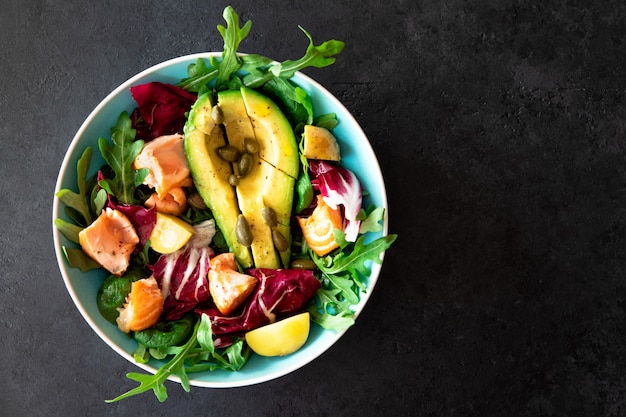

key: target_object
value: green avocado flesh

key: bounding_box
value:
[240,87,299,179]
[184,88,298,269]
[184,94,253,268]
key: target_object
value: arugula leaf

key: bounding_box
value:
[310,233,398,330]
[216,5,252,90]
[54,146,107,270]
[358,206,386,234]
[224,340,248,369]
[295,132,314,213]
[176,58,218,93]
[328,272,361,305]
[133,344,151,364]
[106,318,203,403]
[91,188,108,217]
[106,314,248,403]
[55,146,94,226]
[239,54,274,76]
[54,218,83,244]
[242,27,344,88]
[196,314,214,351]
[314,113,339,131]
[98,112,145,205]
[61,247,100,272]
[308,291,355,330]
[320,234,397,277]
[176,7,344,97]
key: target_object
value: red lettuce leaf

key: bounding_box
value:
[162,295,198,321]
[197,268,321,341]
[309,160,362,242]
[152,246,213,319]
[130,108,152,144]
[151,220,217,321]
[130,82,197,140]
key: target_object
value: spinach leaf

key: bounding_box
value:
[260,78,312,129]
[133,315,196,349]
[97,268,147,323]
[295,172,314,214]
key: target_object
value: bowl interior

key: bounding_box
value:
[52,52,389,388]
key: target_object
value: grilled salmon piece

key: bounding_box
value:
[297,195,343,256]
[144,186,188,216]
[78,207,139,276]
[208,253,257,316]
[133,133,193,199]
[116,276,164,333]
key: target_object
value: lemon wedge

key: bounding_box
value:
[245,312,311,356]
[149,212,195,254]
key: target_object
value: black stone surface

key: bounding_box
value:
[2,0,626,415]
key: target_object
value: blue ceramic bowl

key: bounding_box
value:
[52,53,389,388]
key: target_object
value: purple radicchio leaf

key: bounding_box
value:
[310,160,362,242]
[130,81,197,141]
[197,268,321,342]
[152,220,216,320]
[162,296,198,321]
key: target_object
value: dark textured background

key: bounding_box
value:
[2,0,626,415]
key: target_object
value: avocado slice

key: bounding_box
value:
[240,87,300,179]
[183,93,253,268]
[218,89,295,268]
[184,89,298,269]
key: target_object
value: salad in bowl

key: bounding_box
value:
[53,6,396,402]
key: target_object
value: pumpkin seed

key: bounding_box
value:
[272,229,289,252]
[262,206,278,227]
[238,152,254,177]
[236,214,253,247]
[290,258,317,270]
[228,174,240,186]
[217,145,240,162]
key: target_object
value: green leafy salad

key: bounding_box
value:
[54,5,397,402]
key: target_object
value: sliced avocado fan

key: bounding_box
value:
[184,87,298,269]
